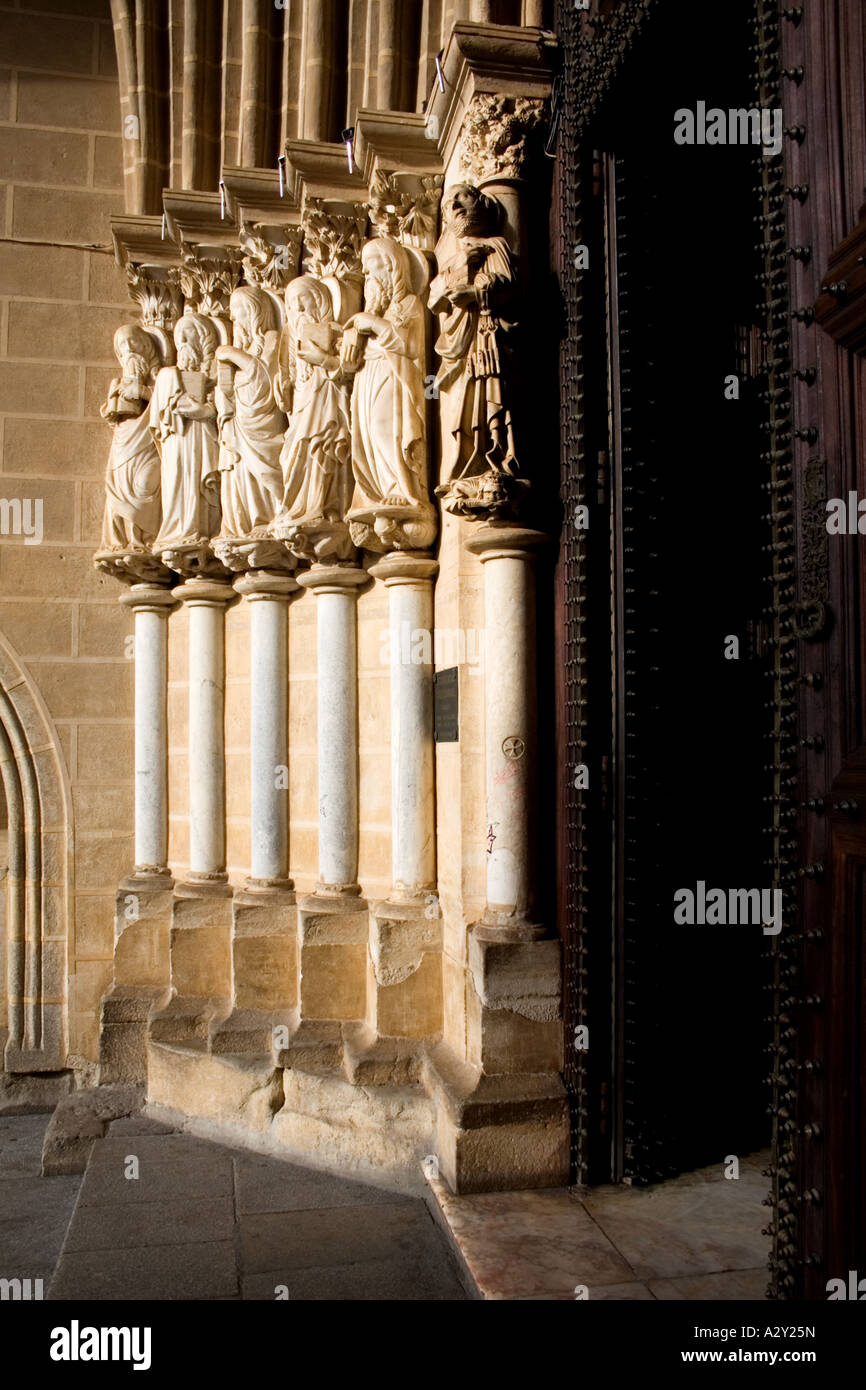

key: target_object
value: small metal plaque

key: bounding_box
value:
[433,667,459,742]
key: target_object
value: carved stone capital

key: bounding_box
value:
[159,542,231,582]
[436,472,531,523]
[459,95,549,183]
[301,198,367,283]
[239,222,302,291]
[172,251,242,320]
[368,172,443,252]
[125,266,184,333]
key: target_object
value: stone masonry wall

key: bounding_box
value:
[0,0,129,1065]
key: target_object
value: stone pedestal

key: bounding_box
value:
[210,896,299,1056]
[118,584,179,890]
[150,897,233,1045]
[173,578,237,899]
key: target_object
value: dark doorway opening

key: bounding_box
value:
[566,0,774,1184]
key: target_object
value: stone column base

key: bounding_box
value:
[112,886,174,992]
[368,899,442,1041]
[99,984,171,1086]
[424,1043,570,1194]
[173,873,233,899]
[150,896,233,1044]
[297,893,368,1022]
[210,894,298,1056]
[467,930,563,1075]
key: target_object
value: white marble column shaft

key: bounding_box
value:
[119,583,178,888]
[176,578,236,897]
[369,553,438,900]
[234,570,297,893]
[465,526,548,935]
[296,565,367,896]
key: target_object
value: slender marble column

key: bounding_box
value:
[175,577,236,898]
[119,583,179,889]
[296,564,367,897]
[233,569,298,896]
[464,524,549,940]
[368,552,438,902]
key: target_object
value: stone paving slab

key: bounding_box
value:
[77,1153,234,1206]
[427,1152,771,1301]
[648,1268,769,1300]
[63,1194,236,1252]
[49,1240,240,1301]
[86,1132,221,1165]
[0,1113,51,1178]
[234,1152,418,1215]
[239,1201,445,1273]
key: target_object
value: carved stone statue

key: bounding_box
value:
[269,275,353,563]
[340,236,436,552]
[151,311,221,570]
[213,285,285,543]
[98,324,163,557]
[431,183,527,520]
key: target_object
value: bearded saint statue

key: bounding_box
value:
[430,182,524,517]
[99,323,162,552]
[151,311,221,555]
[214,285,285,538]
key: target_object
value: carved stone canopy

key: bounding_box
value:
[459,94,549,183]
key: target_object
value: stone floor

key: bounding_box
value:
[428,1151,771,1300]
[1,1112,770,1302]
[0,1113,469,1301]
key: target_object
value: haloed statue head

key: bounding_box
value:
[444,182,496,238]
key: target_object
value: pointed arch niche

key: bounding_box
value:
[0,632,72,1074]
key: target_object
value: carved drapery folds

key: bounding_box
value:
[432,182,527,521]
[97,177,451,584]
[96,34,558,585]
